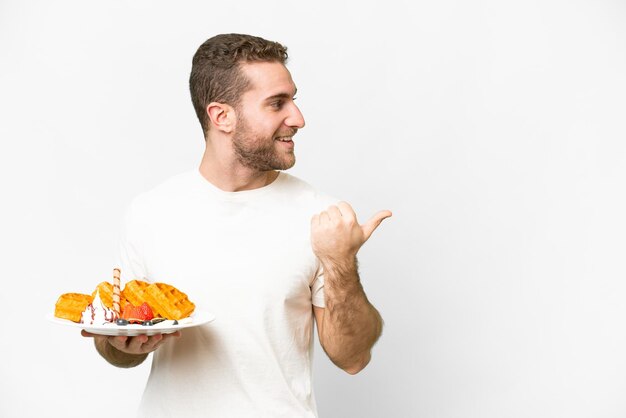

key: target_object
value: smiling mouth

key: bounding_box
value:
[275,136,293,142]
[275,129,297,142]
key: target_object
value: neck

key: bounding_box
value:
[198,138,279,192]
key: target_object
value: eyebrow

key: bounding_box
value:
[264,87,298,102]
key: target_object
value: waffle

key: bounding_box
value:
[92,281,128,311]
[142,282,195,320]
[54,293,92,322]
[121,279,150,307]
[54,277,195,323]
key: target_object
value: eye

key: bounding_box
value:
[271,101,284,110]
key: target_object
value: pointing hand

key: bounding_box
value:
[311,201,392,264]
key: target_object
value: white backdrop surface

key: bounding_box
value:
[1,1,626,417]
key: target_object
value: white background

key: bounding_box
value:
[1,0,626,417]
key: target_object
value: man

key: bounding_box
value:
[82,33,391,417]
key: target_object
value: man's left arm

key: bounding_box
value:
[311,202,392,375]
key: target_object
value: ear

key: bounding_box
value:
[206,102,235,134]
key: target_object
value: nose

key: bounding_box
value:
[285,102,305,129]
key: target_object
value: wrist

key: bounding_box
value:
[321,258,364,299]
[95,337,147,368]
[320,256,358,278]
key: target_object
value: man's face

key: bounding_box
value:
[231,61,305,171]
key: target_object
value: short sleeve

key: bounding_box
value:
[311,263,325,308]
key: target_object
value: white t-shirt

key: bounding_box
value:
[118,170,336,418]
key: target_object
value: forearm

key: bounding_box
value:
[319,258,383,374]
[93,337,148,368]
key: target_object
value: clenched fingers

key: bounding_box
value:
[326,205,342,221]
[336,201,357,222]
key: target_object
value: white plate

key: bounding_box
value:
[47,310,215,336]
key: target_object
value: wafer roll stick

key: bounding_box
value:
[112,268,121,318]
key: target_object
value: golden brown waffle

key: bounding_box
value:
[92,281,128,311]
[142,282,195,320]
[54,293,92,322]
[122,279,150,308]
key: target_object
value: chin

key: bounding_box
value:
[274,158,296,170]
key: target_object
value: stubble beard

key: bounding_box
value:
[232,118,297,171]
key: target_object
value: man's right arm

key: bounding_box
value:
[82,331,180,368]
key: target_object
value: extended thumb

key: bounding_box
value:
[361,210,392,241]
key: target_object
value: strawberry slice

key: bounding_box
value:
[138,302,154,321]
[121,303,135,319]
[121,302,154,322]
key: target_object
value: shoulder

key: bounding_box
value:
[127,170,200,216]
[277,173,339,210]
